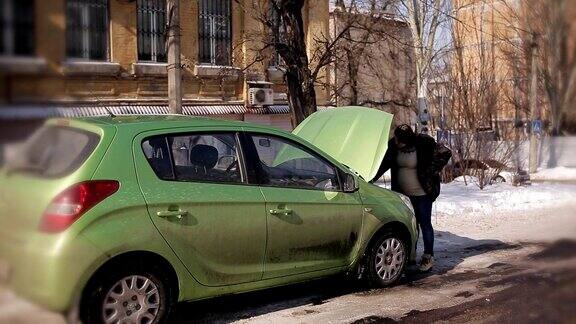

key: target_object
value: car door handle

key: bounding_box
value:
[157,210,188,219]
[269,208,293,216]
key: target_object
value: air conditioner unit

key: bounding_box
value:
[248,88,274,106]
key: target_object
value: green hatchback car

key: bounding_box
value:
[0,107,417,324]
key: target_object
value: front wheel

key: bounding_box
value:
[364,233,407,287]
[80,264,173,324]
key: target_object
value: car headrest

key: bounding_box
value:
[190,144,218,169]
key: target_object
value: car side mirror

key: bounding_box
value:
[342,173,358,193]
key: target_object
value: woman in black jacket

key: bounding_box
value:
[372,125,452,272]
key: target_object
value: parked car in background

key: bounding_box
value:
[0,107,417,324]
[445,159,530,185]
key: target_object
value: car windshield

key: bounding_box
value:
[7,125,99,178]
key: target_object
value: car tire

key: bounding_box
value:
[80,261,174,324]
[364,232,407,287]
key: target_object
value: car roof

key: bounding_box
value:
[56,114,291,134]
[74,115,247,127]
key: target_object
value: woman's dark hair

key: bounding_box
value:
[394,124,416,145]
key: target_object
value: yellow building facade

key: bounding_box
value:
[0,0,330,139]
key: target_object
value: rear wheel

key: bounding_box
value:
[364,232,407,287]
[80,263,174,324]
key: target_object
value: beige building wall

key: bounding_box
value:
[453,0,576,130]
[330,12,416,126]
[0,0,329,107]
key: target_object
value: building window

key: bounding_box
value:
[137,0,166,62]
[66,0,109,60]
[198,0,232,66]
[0,0,35,56]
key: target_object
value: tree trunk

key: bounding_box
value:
[275,0,317,126]
[346,50,359,105]
[286,67,317,125]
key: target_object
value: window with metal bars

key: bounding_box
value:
[0,0,35,56]
[66,0,109,60]
[198,0,232,66]
[137,0,167,62]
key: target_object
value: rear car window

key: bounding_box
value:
[12,126,100,178]
[142,133,242,184]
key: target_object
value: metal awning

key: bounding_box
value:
[0,104,292,120]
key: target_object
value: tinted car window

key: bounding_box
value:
[143,133,242,184]
[10,126,99,178]
[247,134,339,191]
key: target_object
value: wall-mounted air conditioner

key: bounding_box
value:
[247,81,274,107]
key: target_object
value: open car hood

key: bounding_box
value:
[292,106,393,182]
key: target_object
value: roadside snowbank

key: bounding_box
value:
[430,181,576,234]
[378,179,576,233]
[435,180,576,217]
[531,166,576,181]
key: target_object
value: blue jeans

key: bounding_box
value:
[409,195,434,256]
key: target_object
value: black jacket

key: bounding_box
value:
[372,134,452,201]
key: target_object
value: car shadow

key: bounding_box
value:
[170,231,517,323]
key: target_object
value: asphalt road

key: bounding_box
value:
[168,242,576,324]
[169,204,576,323]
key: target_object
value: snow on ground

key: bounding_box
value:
[435,177,576,217]
[431,179,576,237]
[531,166,576,181]
[378,177,576,237]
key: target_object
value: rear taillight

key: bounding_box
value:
[39,180,120,233]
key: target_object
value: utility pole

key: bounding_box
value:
[167,0,182,114]
[528,32,539,173]
[513,75,522,175]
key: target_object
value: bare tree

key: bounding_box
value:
[238,0,420,126]
[493,0,575,170]
[330,0,415,119]
[237,0,353,125]
[443,10,518,189]
[394,0,449,132]
[498,0,575,135]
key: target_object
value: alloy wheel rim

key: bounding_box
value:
[102,275,161,324]
[375,238,405,282]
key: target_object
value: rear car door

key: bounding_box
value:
[133,129,266,286]
[240,132,363,279]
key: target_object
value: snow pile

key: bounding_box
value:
[435,181,576,217]
[530,166,576,181]
[376,177,576,233]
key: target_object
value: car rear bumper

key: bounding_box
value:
[0,232,101,312]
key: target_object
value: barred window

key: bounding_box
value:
[0,0,35,56]
[137,0,166,62]
[66,0,109,60]
[198,0,231,66]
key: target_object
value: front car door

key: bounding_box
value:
[134,129,266,286]
[240,132,364,279]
